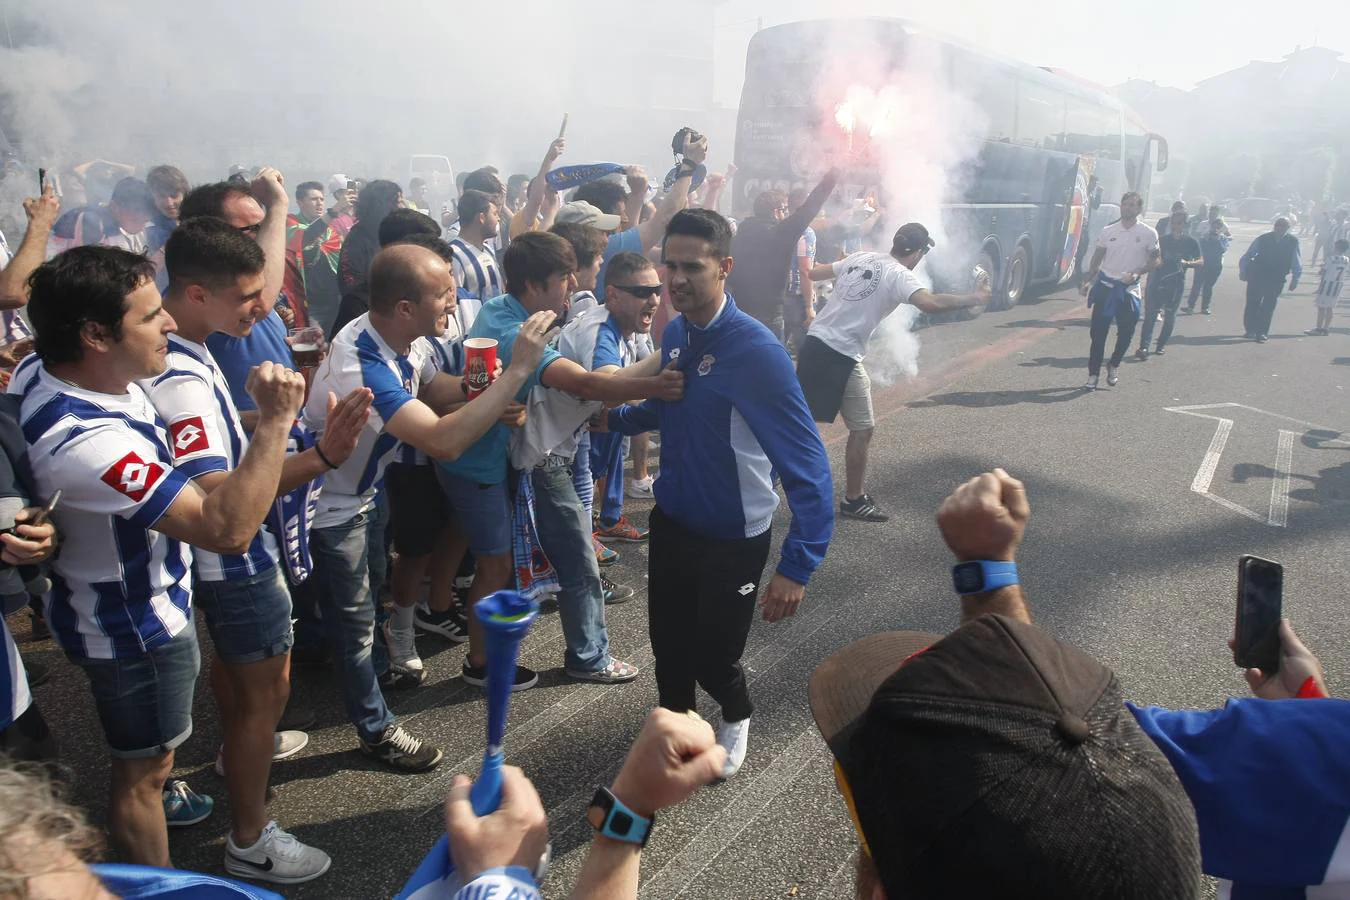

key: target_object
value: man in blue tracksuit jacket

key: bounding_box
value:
[607,209,834,779]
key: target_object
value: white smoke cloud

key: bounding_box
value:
[811,26,988,383]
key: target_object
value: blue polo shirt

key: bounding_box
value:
[436,294,562,485]
[206,311,293,412]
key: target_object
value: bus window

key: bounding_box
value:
[1017,80,1065,150]
[1064,99,1121,160]
[949,52,1016,142]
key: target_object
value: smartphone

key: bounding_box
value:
[1234,555,1283,673]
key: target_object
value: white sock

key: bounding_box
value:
[391,603,415,632]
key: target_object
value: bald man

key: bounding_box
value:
[301,243,557,771]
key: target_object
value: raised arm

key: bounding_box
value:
[936,468,1032,625]
[251,167,290,305]
[636,136,707,251]
[516,138,567,237]
[0,185,60,311]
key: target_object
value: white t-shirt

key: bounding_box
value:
[303,314,438,529]
[1095,221,1159,295]
[21,367,194,661]
[138,334,280,582]
[807,252,925,360]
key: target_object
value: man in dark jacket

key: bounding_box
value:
[1239,216,1302,342]
[725,169,839,341]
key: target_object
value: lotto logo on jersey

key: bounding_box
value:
[169,416,210,458]
[100,452,166,502]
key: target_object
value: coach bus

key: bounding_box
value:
[732,18,1168,311]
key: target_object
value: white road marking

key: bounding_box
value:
[1166,403,1346,527]
[1268,430,1296,528]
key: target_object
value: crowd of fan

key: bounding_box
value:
[0,131,1345,899]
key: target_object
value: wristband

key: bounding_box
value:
[587,786,653,847]
[1296,676,1329,699]
[952,561,1019,596]
[314,444,339,470]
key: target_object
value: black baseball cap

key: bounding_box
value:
[809,615,1201,899]
[891,222,935,256]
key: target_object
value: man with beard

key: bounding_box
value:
[1078,191,1160,388]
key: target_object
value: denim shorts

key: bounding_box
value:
[72,625,201,759]
[193,566,294,665]
[435,468,512,556]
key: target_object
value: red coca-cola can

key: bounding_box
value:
[463,338,498,399]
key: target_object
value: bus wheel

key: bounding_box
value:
[1006,245,1031,307]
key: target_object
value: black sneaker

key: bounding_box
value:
[839,494,890,522]
[415,607,470,643]
[359,725,443,773]
[378,668,423,691]
[601,576,635,605]
[462,660,538,692]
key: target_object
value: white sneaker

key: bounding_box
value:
[716,716,750,779]
[225,820,331,884]
[1084,376,1099,391]
[383,620,424,677]
[1106,365,1120,387]
[215,730,311,776]
[626,475,655,500]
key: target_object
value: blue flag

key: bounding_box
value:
[544,163,626,193]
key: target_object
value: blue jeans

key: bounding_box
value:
[589,433,626,527]
[574,432,594,516]
[72,625,201,758]
[368,489,390,676]
[193,566,294,665]
[531,460,611,673]
[310,511,395,744]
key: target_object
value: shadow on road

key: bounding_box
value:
[1019,356,1089,369]
[998,317,1090,330]
[908,386,1089,408]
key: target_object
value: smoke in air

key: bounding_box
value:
[815,29,988,383]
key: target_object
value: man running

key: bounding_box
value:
[1079,191,1160,389]
[797,223,988,522]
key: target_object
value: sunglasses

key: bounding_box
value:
[612,284,664,300]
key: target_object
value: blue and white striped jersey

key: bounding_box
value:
[5,352,42,398]
[138,334,280,582]
[21,367,194,661]
[449,238,503,303]
[303,314,438,529]
[397,324,464,467]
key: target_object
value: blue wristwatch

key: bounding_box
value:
[587,787,653,847]
[952,561,1019,596]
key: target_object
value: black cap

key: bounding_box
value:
[809,616,1201,899]
[891,222,934,256]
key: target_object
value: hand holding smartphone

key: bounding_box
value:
[1233,555,1282,673]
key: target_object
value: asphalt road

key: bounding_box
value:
[8,219,1348,899]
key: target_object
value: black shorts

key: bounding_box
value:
[796,335,859,424]
[385,463,449,557]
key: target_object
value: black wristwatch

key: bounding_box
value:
[586,786,653,847]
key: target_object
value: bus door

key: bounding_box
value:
[1054,156,1096,284]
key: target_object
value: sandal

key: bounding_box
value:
[565,658,640,684]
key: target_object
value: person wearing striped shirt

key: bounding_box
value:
[141,218,373,883]
[302,243,553,766]
[21,246,305,869]
[448,189,502,322]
